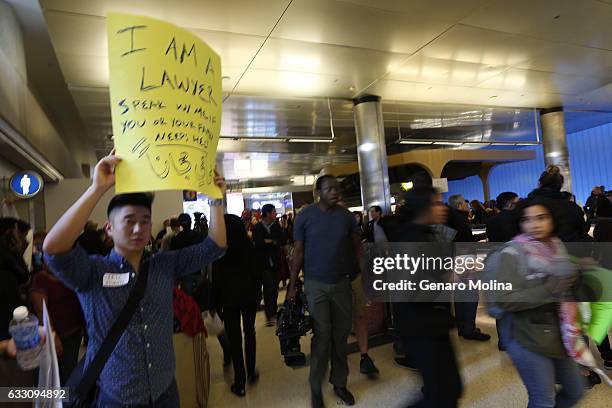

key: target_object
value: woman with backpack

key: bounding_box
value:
[485,197,585,407]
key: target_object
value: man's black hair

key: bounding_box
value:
[538,165,563,191]
[370,205,382,214]
[315,174,336,191]
[261,204,276,217]
[398,185,439,222]
[178,213,192,228]
[496,192,519,210]
[16,219,31,234]
[0,217,19,236]
[107,193,153,217]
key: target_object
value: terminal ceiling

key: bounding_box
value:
[29,0,612,182]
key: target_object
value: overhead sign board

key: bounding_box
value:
[432,177,449,193]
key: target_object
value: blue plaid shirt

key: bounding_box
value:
[45,237,224,405]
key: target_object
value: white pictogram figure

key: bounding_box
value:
[20,174,31,195]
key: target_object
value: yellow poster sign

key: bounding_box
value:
[107,13,222,197]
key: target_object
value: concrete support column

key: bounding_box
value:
[353,95,391,215]
[478,165,494,202]
[540,108,572,192]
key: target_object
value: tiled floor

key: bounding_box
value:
[205,305,611,407]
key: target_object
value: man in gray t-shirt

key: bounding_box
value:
[287,175,361,407]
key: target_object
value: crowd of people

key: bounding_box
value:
[1,153,611,408]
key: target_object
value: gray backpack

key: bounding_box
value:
[482,243,525,319]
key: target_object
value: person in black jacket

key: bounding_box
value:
[446,196,488,242]
[171,213,205,296]
[528,166,590,243]
[384,186,462,408]
[77,220,106,255]
[470,200,490,225]
[446,195,490,341]
[486,192,520,243]
[585,186,601,218]
[0,218,38,396]
[212,215,262,397]
[485,191,520,350]
[252,204,287,326]
[363,205,387,244]
[595,190,612,218]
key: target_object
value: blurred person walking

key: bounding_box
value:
[0,218,38,401]
[485,191,520,350]
[287,175,361,408]
[446,194,490,341]
[30,258,85,385]
[384,186,462,408]
[253,204,286,326]
[486,198,584,407]
[212,214,262,397]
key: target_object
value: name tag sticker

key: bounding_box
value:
[103,273,130,287]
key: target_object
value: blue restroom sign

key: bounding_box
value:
[10,171,43,198]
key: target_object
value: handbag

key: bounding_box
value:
[202,311,224,336]
[65,258,150,407]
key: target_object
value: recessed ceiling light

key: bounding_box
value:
[490,95,498,99]
[399,140,433,145]
[349,86,355,91]
[553,15,560,19]
[240,137,286,142]
[433,141,463,146]
[288,138,333,143]
[222,76,231,80]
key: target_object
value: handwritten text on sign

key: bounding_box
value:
[107,13,222,197]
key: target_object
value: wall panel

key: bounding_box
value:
[567,123,612,207]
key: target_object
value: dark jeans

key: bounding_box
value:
[496,319,504,348]
[400,334,462,408]
[499,316,584,408]
[262,267,280,320]
[59,331,83,386]
[223,304,257,388]
[304,279,352,398]
[454,287,479,334]
[218,331,231,364]
[97,378,179,407]
[598,335,612,361]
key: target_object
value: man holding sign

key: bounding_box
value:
[42,150,227,407]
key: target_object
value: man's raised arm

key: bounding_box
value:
[43,152,120,255]
[205,169,227,249]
